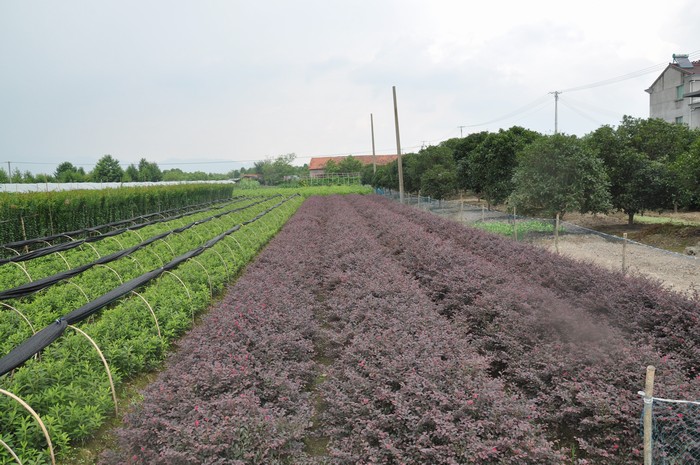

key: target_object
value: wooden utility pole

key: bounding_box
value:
[392,86,404,203]
[370,113,377,174]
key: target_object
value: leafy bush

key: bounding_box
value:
[0,184,234,244]
[0,195,304,464]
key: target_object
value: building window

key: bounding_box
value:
[677,84,685,100]
[676,116,684,124]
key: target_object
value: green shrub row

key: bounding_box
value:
[0,184,235,245]
[0,194,303,464]
[0,196,268,292]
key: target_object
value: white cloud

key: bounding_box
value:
[0,0,697,172]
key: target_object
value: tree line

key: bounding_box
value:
[369,116,700,223]
[0,154,310,185]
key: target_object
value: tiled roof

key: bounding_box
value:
[309,155,398,170]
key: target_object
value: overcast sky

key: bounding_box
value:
[1,1,698,174]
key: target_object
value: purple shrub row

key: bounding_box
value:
[343,195,700,463]
[308,201,564,464]
[380,197,700,376]
[104,194,700,464]
[101,207,325,464]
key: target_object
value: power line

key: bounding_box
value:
[559,94,622,119]
[561,49,700,93]
[463,51,700,131]
[461,94,551,128]
[558,97,605,127]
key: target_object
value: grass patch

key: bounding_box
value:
[635,215,700,226]
[473,220,562,237]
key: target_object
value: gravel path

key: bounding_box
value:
[532,234,699,296]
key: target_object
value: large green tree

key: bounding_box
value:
[138,158,163,182]
[91,155,124,182]
[672,138,700,208]
[586,120,687,223]
[510,134,611,218]
[124,164,139,182]
[462,126,542,208]
[420,165,457,202]
[617,115,698,162]
[55,162,86,182]
[255,153,297,185]
[404,145,456,194]
[453,131,490,191]
[372,162,398,190]
[335,155,364,174]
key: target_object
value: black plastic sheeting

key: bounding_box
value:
[0,196,245,251]
[0,194,297,377]
[0,196,268,266]
[0,319,68,377]
[0,197,277,300]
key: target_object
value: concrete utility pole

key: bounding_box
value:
[370,113,377,174]
[6,162,11,180]
[458,125,466,138]
[550,91,561,134]
[392,86,405,203]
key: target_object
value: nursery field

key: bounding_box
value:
[0,192,307,464]
[99,194,700,464]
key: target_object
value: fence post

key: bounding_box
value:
[622,232,628,274]
[555,213,560,254]
[643,365,656,465]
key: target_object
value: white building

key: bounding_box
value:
[645,54,700,129]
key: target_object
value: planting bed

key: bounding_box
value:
[103,195,700,464]
[0,194,303,464]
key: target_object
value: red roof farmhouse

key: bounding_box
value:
[308,155,398,177]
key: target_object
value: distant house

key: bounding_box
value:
[308,155,398,177]
[645,54,700,128]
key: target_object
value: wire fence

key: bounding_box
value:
[648,397,700,463]
[379,189,700,295]
[379,189,700,255]
[639,367,700,465]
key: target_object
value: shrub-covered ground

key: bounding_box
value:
[103,195,700,464]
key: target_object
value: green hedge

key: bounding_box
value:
[0,195,303,464]
[0,184,234,245]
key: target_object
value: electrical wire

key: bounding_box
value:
[561,49,700,93]
[558,98,605,127]
[459,52,700,134]
[461,94,552,128]
[558,94,622,119]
